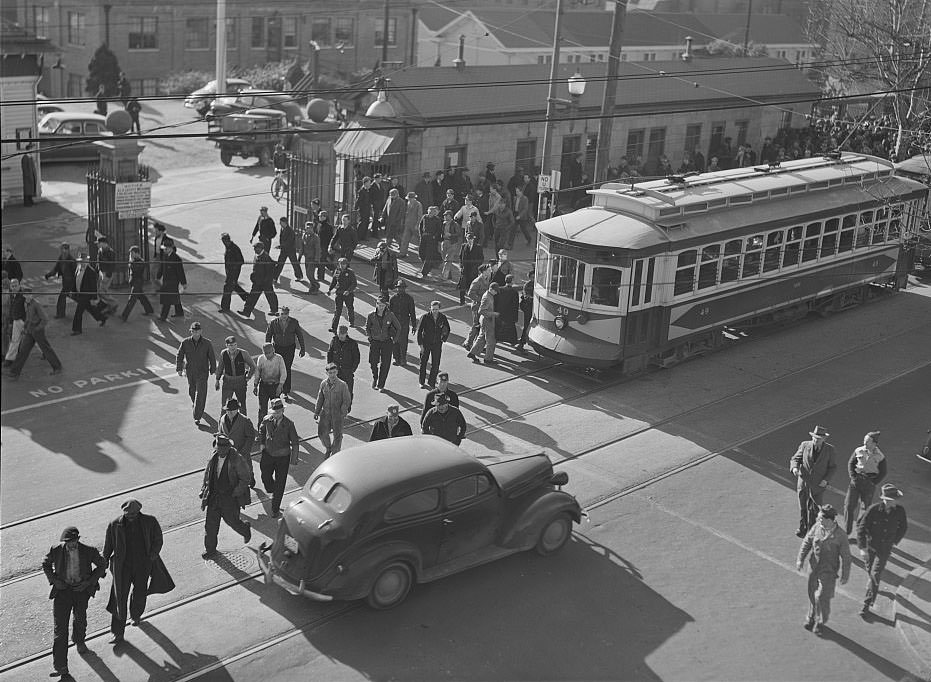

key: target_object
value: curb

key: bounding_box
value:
[895,565,931,681]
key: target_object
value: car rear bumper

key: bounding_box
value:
[254,544,334,601]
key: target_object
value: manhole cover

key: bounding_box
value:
[205,549,257,573]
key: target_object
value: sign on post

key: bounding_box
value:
[115,182,152,220]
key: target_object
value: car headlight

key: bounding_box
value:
[554,315,566,330]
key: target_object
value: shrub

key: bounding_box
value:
[160,70,214,95]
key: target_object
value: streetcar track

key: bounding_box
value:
[3,322,927,677]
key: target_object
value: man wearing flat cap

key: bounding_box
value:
[251,206,277,253]
[258,398,300,518]
[365,296,400,391]
[421,393,467,445]
[103,500,174,643]
[200,434,254,557]
[796,504,850,636]
[218,397,256,477]
[856,483,908,617]
[315,363,352,457]
[369,404,413,441]
[372,240,399,296]
[790,425,837,538]
[42,526,107,678]
[389,279,417,367]
[177,321,217,427]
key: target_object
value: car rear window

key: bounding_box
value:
[308,475,351,513]
[384,489,440,521]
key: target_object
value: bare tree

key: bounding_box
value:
[807,0,931,158]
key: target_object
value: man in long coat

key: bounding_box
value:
[790,425,837,538]
[156,239,186,320]
[201,434,253,557]
[103,499,174,643]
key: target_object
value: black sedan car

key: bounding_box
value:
[37,112,111,163]
[256,436,582,609]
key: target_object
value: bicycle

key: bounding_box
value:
[271,168,289,203]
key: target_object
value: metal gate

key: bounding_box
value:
[286,140,337,229]
[86,165,151,285]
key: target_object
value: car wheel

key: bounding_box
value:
[535,512,571,556]
[220,149,233,166]
[366,561,413,610]
[258,146,272,167]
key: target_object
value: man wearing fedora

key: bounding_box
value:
[102,499,174,644]
[200,434,253,558]
[217,397,256,486]
[257,397,300,518]
[856,483,908,617]
[790,425,837,538]
[796,504,850,636]
[42,526,107,678]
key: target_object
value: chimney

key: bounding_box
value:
[681,36,693,62]
[453,34,466,70]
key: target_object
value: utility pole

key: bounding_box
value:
[310,40,321,90]
[743,0,753,54]
[594,0,628,184]
[382,0,391,65]
[538,0,565,222]
[215,0,227,96]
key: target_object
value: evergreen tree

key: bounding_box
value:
[86,44,121,96]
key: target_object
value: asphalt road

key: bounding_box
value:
[2,158,930,681]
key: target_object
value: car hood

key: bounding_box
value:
[488,454,553,498]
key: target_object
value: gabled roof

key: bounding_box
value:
[387,58,820,123]
[420,8,810,50]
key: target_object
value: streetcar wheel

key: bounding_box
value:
[535,512,571,556]
[258,146,272,167]
[220,149,233,166]
[366,561,413,610]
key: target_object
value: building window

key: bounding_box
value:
[251,17,266,48]
[68,13,86,46]
[647,127,666,166]
[444,145,467,169]
[684,124,702,154]
[128,17,158,50]
[779,110,793,129]
[516,139,537,174]
[32,7,50,39]
[226,17,238,50]
[334,17,355,47]
[626,129,645,161]
[621,53,628,61]
[311,18,331,47]
[374,17,397,47]
[735,120,749,146]
[67,73,83,97]
[132,78,159,96]
[642,52,656,61]
[282,17,298,48]
[538,55,545,64]
[186,18,209,50]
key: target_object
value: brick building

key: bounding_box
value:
[9,0,421,98]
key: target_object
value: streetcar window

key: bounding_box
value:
[741,235,763,278]
[674,250,697,296]
[644,258,655,304]
[590,267,621,307]
[783,226,802,267]
[535,244,549,288]
[872,208,889,244]
[856,211,873,247]
[632,260,644,306]
[821,218,839,257]
[888,206,902,241]
[763,231,783,272]
[838,214,857,253]
[549,254,585,301]
[698,245,720,289]
[721,240,741,283]
[802,222,821,263]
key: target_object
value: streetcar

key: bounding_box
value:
[528,153,929,371]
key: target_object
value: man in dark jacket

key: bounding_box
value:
[102,499,173,643]
[369,174,386,237]
[856,483,908,617]
[457,234,484,306]
[42,526,107,677]
[2,245,24,282]
[200,434,253,557]
[156,239,186,321]
[365,296,400,391]
[215,337,256,415]
[381,188,406,247]
[120,245,154,321]
[422,372,459,426]
[369,404,413,441]
[251,206,277,253]
[495,274,521,345]
[416,300,450,388]
[265,306,306,401]
[239,242,278,318]
[328,258,357,332]
[329,215,358,264]
[218,398,256,484]
[45,242,77,318]
[372,240,399,295]
[176,321,217,426]
[95,235,118,316]
[71,252,108,335]
[422,394,467,445]
[274,217,303,282]
[219,233,247,313]
[5,288,62,378]
[327,324,360,398]
[354,176,374,241]
[389,279,417,366]
[258,398,300,518]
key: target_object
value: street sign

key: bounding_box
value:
[115,182,151,220]
[538,174,551,191]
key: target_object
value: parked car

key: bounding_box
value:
[255,436,583,610]
[184,78,252,118]
[37,112,111,163]
[214,109,289,167]
[207,89,303,126]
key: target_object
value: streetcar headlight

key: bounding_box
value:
[577,312,589,325]
[554,315,566,330]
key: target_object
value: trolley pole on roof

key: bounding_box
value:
[215,0,227,96]
[594,0,628,185]
[538,0,566,222]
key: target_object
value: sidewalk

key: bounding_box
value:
[896,566,931,679]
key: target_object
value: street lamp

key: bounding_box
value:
[538,68,587,220]
[567,70,586,97]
